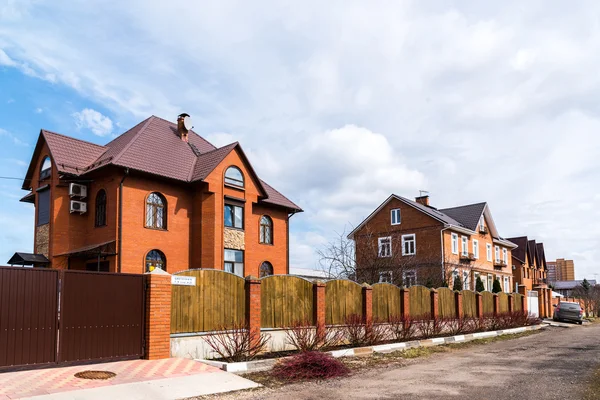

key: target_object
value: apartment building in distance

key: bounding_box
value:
[348,195,517,292]
[551,258,576,282]
[506,236,548,291]
[10,114,302,277]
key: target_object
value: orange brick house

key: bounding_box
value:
[348,194,517,291]
[506,236,548,291]
[14,114,302,277]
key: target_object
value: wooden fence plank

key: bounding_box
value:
[260,275,314,328]
[372,283,401,322]
[482,291,494,316]
[438,287,456,318]
[325,280,363,325]
[461,290,477,318]
[498,293,509,313]
[409,285,432,318]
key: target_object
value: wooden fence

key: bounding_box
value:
[325,280,363,325]
[170,269,246,334]
[261,275,314,328]
[170,270,529,335]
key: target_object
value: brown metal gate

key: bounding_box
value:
[59,271,146,363]
[0,267,59,369]
[0,267,146,370]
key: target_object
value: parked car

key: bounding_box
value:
[553,302,584,324]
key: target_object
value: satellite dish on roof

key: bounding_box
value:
[183,116,193,131]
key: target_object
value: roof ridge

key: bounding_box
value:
[149,114,217,151]
[188,142,240,182]
[41,129,106,149]
[110,116,155,165]
[439,201,487,211]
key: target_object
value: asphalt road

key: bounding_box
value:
[213,323,600,400]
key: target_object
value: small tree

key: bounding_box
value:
[492,278,502,293]
[475,276,485,292]
[452,275,463,291]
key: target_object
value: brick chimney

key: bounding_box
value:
[176,113,190,142]
[415,195,430,207]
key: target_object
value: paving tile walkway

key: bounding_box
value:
[0,358,221,399]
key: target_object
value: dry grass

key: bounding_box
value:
[238,329,542,389]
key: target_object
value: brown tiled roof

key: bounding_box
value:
[439,202,487,231]
[507,236,528,263]
[24,115,300,211]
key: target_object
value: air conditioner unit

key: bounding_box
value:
[70,200,87,214]
[69,183,87,199]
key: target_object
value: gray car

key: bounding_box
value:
[553,301,584,324]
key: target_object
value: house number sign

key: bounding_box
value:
[171,276,196,286]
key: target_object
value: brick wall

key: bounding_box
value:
[145,271,172,360]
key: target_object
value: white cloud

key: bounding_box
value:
[72,108,113,136]
[0,128,28,147]
[1,2,600,277]
[0,48,16,66]
[35,107,42,113]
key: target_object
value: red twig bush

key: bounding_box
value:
[389,315,417,341]
[272,351,350,381]
[343,314,389,346]
[284,321,345,352]
[203,324,270,362]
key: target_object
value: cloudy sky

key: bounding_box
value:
[1,1,599,280]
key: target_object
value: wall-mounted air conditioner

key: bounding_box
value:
[69,183,87,199]
[70,200,87,214]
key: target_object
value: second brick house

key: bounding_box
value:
[506,236,548,291]
[14,113,302,277]
[348,194,517,291]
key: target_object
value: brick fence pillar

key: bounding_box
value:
[313,281,326,339]
[518,284,528,315]
[245,275,262,346]
[455,291,463,319]
[508,294,514,313]
[493,293,499,316]
[400,287,410,319]
[144,270,172,360]
[362,284,373,334]
[535,287,546,318]
[546,288,553,318]
[430,289,439,319]
[475,292,483,319]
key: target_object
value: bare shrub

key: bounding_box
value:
[284,321,344,352]
[414,314,446,339]
[389,315,417,341]
[203,324,270,362]
[343,314,390,346]
[444,317,470,336]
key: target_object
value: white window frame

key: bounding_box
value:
[452,270,459,287]
[494,245,500,262]
[390,208,401,225]
[403,270,417,287]
[487,274,493,291]
[503,276,510,293]
[479,216,485,231]
[486,243,492,261]
[461,236,468,256]
[401,234,416,256]
[379,270,393,283]
[463,271,470,290]
[451,233,459,255]
[472,239,479,259]
[502,248,508,263]
[378,236,392,258]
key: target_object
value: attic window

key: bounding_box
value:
[40,157,51,180]
[225,166,244,188]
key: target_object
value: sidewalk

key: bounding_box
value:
[0,358,259,399]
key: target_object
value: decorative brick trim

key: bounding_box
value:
[508,294,514,313]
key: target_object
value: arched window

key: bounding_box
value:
[259,215,273,244]
[224,166,244,187]
[145,250,166,272]
[95,189,107,227]
[260,261,273,278]
[40,156,51,180]
[146,192,166,229]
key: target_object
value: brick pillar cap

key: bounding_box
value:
[361,283,372,289]
[493,293,499,297]
[245,275,260,282]
[430,288,438,293]
[145,269,171,276]
[314,280,326,287]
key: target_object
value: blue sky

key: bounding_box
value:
[1,1,600,280]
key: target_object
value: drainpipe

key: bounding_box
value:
[440,225,451,285]
[286,210,298,274]
[117,168,129,273]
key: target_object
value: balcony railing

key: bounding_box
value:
[493,260,508,270]
[460,252,476,263]
[479,226,488,235]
